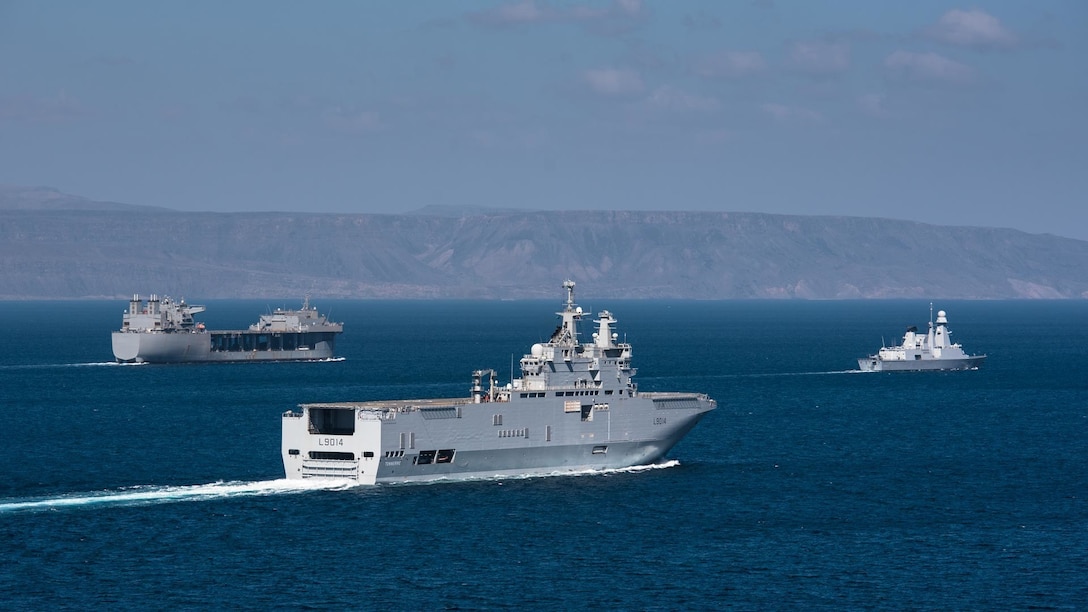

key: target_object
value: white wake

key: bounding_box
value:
[1,461,686,513]
[0,479,358,514]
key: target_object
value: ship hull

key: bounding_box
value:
[282,394,714,485]
[857,355,986,372]
[112,331,336,363]
[282,280,713,486]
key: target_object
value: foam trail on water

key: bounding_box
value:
[0,479,358,514]
[563,459,681,478]
[2,463,686,511]
[403,459,683,487]
[0,361,146,371]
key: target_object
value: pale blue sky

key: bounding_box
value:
[2,1,1085,239]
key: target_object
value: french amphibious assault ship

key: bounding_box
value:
[858,305,985,372]
[282,281,717,484]
[112,294,343,363]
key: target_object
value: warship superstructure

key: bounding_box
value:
[858,305,985,372]
[112,294,343,363]
[282,280,716,484]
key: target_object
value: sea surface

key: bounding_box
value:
[0,298,1085,610]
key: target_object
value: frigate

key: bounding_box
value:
[112,294,343,363]
[858,305,985,372]
[282,280,716,484]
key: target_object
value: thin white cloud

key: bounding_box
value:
[568,5,607,20]
[570,0,643,20]
[222,96,262,115]
[762,103,823,124]
[470,130,499,148]
[470,0,546,25]
[924,8,1019,50]
[323,107,384,134]
[463,125,551,151]
[884,50,975,85]
[695,128,731,144]
[857,93,888,117]
[158,105,190,123]
[584,68,645,96]
[684,11,722,32]
[695,51,767,79]
[645,85,720,112]
[468,0,644,27]
[613,0,642,17]
[0,92,86,123]
[788,40,850,76]
[92,55,136,67]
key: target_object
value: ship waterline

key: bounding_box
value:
[282,281,715,484]
[858,305,985,372]
[112,294,343,363]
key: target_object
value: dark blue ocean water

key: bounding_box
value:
[1,299,1085,610]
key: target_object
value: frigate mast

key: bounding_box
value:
[551,279,582,347]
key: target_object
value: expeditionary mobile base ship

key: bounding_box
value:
[858,305,985,372]
[112,294,343,363]
[282,281,716,484]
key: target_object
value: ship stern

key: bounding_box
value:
[282,405,383,484]
[858,357,880,372]
[112,332,143,362]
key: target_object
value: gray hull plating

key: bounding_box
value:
[857,305,985,373]
[284,392,712,484]
[112,331,335,363]
[857,355,985,372]
[282,280,716,484]
[112,293,342,363]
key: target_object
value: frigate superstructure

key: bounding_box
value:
[112,294,343,363]
[282,280,716,484]
[858,305,985,372]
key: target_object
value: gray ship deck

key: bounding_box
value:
[300,391,705,413]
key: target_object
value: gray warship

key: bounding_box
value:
[858,305,985,372]
[112,294,343,363]
[282,280,716,484]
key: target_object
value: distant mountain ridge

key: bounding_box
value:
[0,185,168,213]
[2,186,1086,299]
